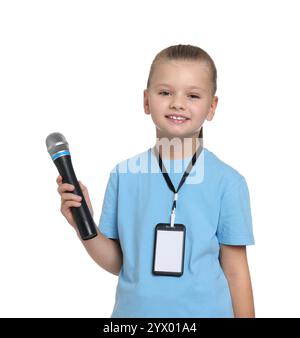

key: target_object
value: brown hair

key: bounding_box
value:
[146,44,217,96]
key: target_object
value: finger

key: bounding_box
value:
[61,200,81,211]
[78,181,86,190]
[56,176,64,188]
[57,183,75,194]
[61,193,82,202]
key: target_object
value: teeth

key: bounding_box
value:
[168,115,186,120]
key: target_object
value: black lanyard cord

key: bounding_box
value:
[153,127,204,213]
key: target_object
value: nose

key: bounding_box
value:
[169,93,185,110]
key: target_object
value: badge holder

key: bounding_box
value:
[152,223,186,277]
[151,134,203,278]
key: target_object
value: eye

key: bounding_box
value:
[159,91,171,96]
[189,94,200,99]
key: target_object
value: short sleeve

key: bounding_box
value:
[217,174,254,245]
[98,165,119,239]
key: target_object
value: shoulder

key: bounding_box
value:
[204,148,248,188]
[109,148,150,175]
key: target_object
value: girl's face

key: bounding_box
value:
[144,60,218,139]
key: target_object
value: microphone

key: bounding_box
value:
[46,132,97,240]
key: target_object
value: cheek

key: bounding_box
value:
[193,100,211,113]
[189,103,210,121]
[152,95,165,105]
[150,96,168,113]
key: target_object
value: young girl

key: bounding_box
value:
[57,44,255,318]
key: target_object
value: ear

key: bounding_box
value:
[143,89,150,115]
[206,96,218,121]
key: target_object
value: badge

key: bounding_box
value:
[152,223,186,277]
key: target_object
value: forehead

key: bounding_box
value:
[151,59,211,88]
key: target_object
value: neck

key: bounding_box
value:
[153,130,202,160]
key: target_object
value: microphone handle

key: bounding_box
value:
[54,155,97,240]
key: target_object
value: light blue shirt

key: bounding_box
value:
[98,147,254,318]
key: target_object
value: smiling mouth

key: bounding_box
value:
[165,114,190,124]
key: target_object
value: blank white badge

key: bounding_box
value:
[153,227,185,275]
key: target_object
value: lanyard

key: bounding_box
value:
[153,127,203,227]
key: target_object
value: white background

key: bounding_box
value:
[0,0,299,318]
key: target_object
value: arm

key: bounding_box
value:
[219,245,255,318]
[75,226,123,276]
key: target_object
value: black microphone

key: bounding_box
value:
[46,132,97,240]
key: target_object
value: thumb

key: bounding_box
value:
[78,181,93,215]
[79,181,89,199]
[78,180,85,189]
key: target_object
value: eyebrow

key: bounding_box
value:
[155,83,206,91]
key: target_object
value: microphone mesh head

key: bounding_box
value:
[46,132,69,157]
